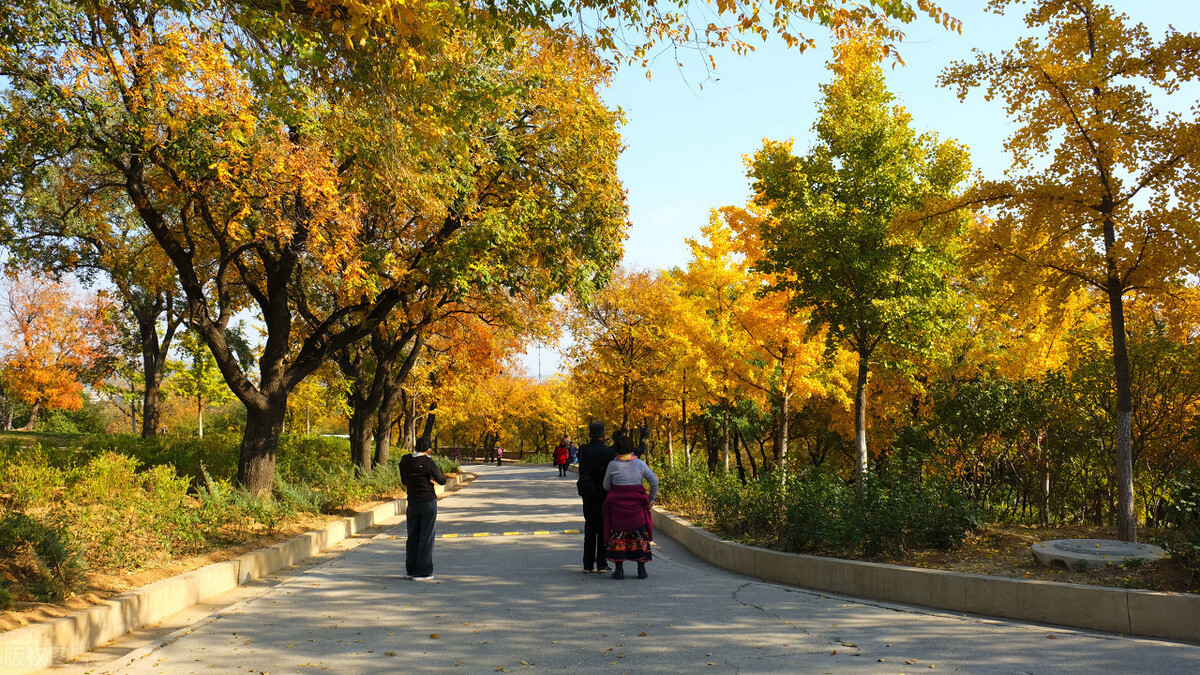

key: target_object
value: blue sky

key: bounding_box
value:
[522,1,1200,376]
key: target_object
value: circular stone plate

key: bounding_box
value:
[1031,538,1167,571]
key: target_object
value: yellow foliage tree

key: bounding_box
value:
[940,0,1200,541]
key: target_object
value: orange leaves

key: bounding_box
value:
[0,274,114,413]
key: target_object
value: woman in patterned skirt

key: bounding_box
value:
[602,434,659,579]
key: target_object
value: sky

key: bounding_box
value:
[520,1,1200,377]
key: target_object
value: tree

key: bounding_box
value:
[166,331,234,438]
[0,274,113,430]
[567,268,673,432]
[249,0,960,74]
[3,184,184,438]
[750,32,971,477]
[0,7,625,494]
[939,0,1200,541]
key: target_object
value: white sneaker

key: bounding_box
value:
[413,575,436,581]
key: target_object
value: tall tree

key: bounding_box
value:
[4,188,184,438]
[0,7,625,494]
[166,330,234,438]
[939,0,1200,541]
[750,33,971,477]
[0,274,113,430]
[567,268,673,432]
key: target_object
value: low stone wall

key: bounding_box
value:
[652,508,1200,643]
[0,474,473,675]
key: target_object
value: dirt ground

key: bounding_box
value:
[881,524,1195,594]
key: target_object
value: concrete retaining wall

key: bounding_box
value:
[0,474,470,675]
[652,507,1200,643]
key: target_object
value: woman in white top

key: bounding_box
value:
[601,434,659,579]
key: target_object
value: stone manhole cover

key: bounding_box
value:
[1031,538,1166,571]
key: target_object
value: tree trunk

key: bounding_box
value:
[1107,278,1137,542]
[197,395,205,438]
[682,391,690,468]
[20,401,39,432]
[779,383,789,479]
[1039,430,1050,527]
[238,395,287,496]
[854,349,870,476]
[723,403,731,472]
[374,376,401,469]
[135,294,180,439]
[733,428,746,484]
[621,378,630,432]
[348,392,374,473]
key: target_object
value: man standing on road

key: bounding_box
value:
[400,437,447,581]
[576,421,616,573]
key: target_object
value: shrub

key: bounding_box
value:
[0,512,88,601]
[1,447,68,509]
[655,463,979,558]
[431,455,460,475]
[521,452,553,464]
[276,435,352,484]
[0,580,11,610]
[64,452,200,570]
[1159,474,1200,586]
[77,434,241,485]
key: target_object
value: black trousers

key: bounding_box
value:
[582,497,606,569]
[405,498,438,577]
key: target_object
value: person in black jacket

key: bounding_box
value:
[400,437,447,581]
[576,421,616,573]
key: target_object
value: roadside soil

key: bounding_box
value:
[883,524,1194,594]
[667,505,1194,594]
[0,476,470,635]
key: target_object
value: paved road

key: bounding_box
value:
[54,464,1200,674]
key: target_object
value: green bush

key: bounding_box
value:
[1159,474,1200,586]
[521,452,553,464]
[276,435,352,484]
[78,434,241,485]
[654,463,979,558]
[0,580,11,610]
[0,512,88,601]
[64,452,201,570]
[431,455,460,475]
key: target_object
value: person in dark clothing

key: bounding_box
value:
[399,437,447,580]
[576,421,616,573]
[634,427,649,459]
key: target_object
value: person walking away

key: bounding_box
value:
[602,434,658,579]
[553,437,570,477]
[399,437,447,581]
[568,439,578,466]
[495,446,503,466]
[576,421,615,572]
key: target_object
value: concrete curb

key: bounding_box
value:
[651,507,1200,643]
[0,473,472,674]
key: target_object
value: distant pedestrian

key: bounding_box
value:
[554,437,570,477]
[495,446,503,466]
[576,421,615,573]
[567,439,578,465]
[399,437,447,581]
[602,434,658,579]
